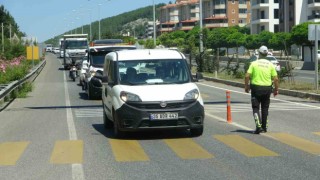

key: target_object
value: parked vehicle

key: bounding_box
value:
[101,49,204,138]
[83,44,136,100]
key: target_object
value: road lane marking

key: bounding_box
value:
[268,133,320,155]
[313,132,320,136]
[164,138,213,159]
[50,140,83,164]
[63,72,84,179]
[75,108,103,118]
[214,135,279,157]
[109,139,149,162]
[0,142,29,166]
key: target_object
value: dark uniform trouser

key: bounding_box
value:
[250,85,272,129]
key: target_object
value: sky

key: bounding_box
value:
[0,0,170,42]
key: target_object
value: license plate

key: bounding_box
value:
[150,112,178,120]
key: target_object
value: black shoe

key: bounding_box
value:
[261,127,267,133]
[254,127,263,134]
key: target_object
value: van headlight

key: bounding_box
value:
[120,91,142,102]
[184,89,199,100]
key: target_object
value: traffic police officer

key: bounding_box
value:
[244,45,279,134]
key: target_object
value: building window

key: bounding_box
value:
[232,19,235,23]
[274,0,279,3]
[216,0,226,5]
[260,26,265,32]
[260,11,265,19]
[232,9,235,14]
[239,0,246,4]
[274,9,279,19]
[274,25,279,32]
[239,9,247,14]
[232,0,235,4]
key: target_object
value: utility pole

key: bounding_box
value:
[199,0,203,54]
[1,23,4,53]
[153,0,156,47]
[9,24,12,43]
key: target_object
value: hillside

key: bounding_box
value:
[46,3,165,45]
[0,5,24,39]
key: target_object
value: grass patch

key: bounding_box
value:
[17,82,33,98]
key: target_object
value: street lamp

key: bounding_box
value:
[199,0,203,54]
[153,0,156,47]
[98,3,102,40]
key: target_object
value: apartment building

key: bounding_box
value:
[250,0,279,34]
[158,0,251,34]
[279,0,320,33]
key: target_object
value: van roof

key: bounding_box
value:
[89,45,136,53]
[108,49,185,61]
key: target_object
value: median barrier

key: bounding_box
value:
[201,75,320,101]
[0,60,46,111]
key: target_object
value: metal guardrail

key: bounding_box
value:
[0,60,46,111]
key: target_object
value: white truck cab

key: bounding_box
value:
[101,49,204,138]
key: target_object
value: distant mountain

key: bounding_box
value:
[46,3,165,45]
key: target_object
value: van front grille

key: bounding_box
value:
[127,100,195,110]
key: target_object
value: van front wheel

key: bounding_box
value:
[103,105,113,129]
[113,112,125,138]
[190,127,203,137]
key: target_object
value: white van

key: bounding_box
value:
[101,49,204,138]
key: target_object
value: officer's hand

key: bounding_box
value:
[245,86,250,93]
[273,89,278,97]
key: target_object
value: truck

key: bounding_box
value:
[62,34,88,70]
[45,44,53,52]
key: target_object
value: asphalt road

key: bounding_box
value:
[1,53,320,180]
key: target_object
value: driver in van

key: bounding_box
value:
[123,67,137,83]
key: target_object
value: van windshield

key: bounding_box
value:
[117,59,190,85]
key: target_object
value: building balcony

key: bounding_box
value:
[213,4,226,9]
[251,18,270,25]
[251,2,270,10]
[190,8,198,13]
[251,0,269,6]
[308,1,320,8]
[239,4,247,9]
[308,0,320,4]
[308,14,320,20]
[239,14,248,19]
[204,23,228,28]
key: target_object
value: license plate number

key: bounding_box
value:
[150,113,178,120]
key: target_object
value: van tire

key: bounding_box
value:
[88,84,95,100]
[190,127,203,137]
[113,111,125,138]
[103,105,113,129]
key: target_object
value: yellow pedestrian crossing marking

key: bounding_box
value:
[268,133,320,155]
[164,138,213,159]
[50,140,83,164]
[214,135,279,157]
[313,132,320,136]
[0,142,29,166]
[109,139,149,162]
